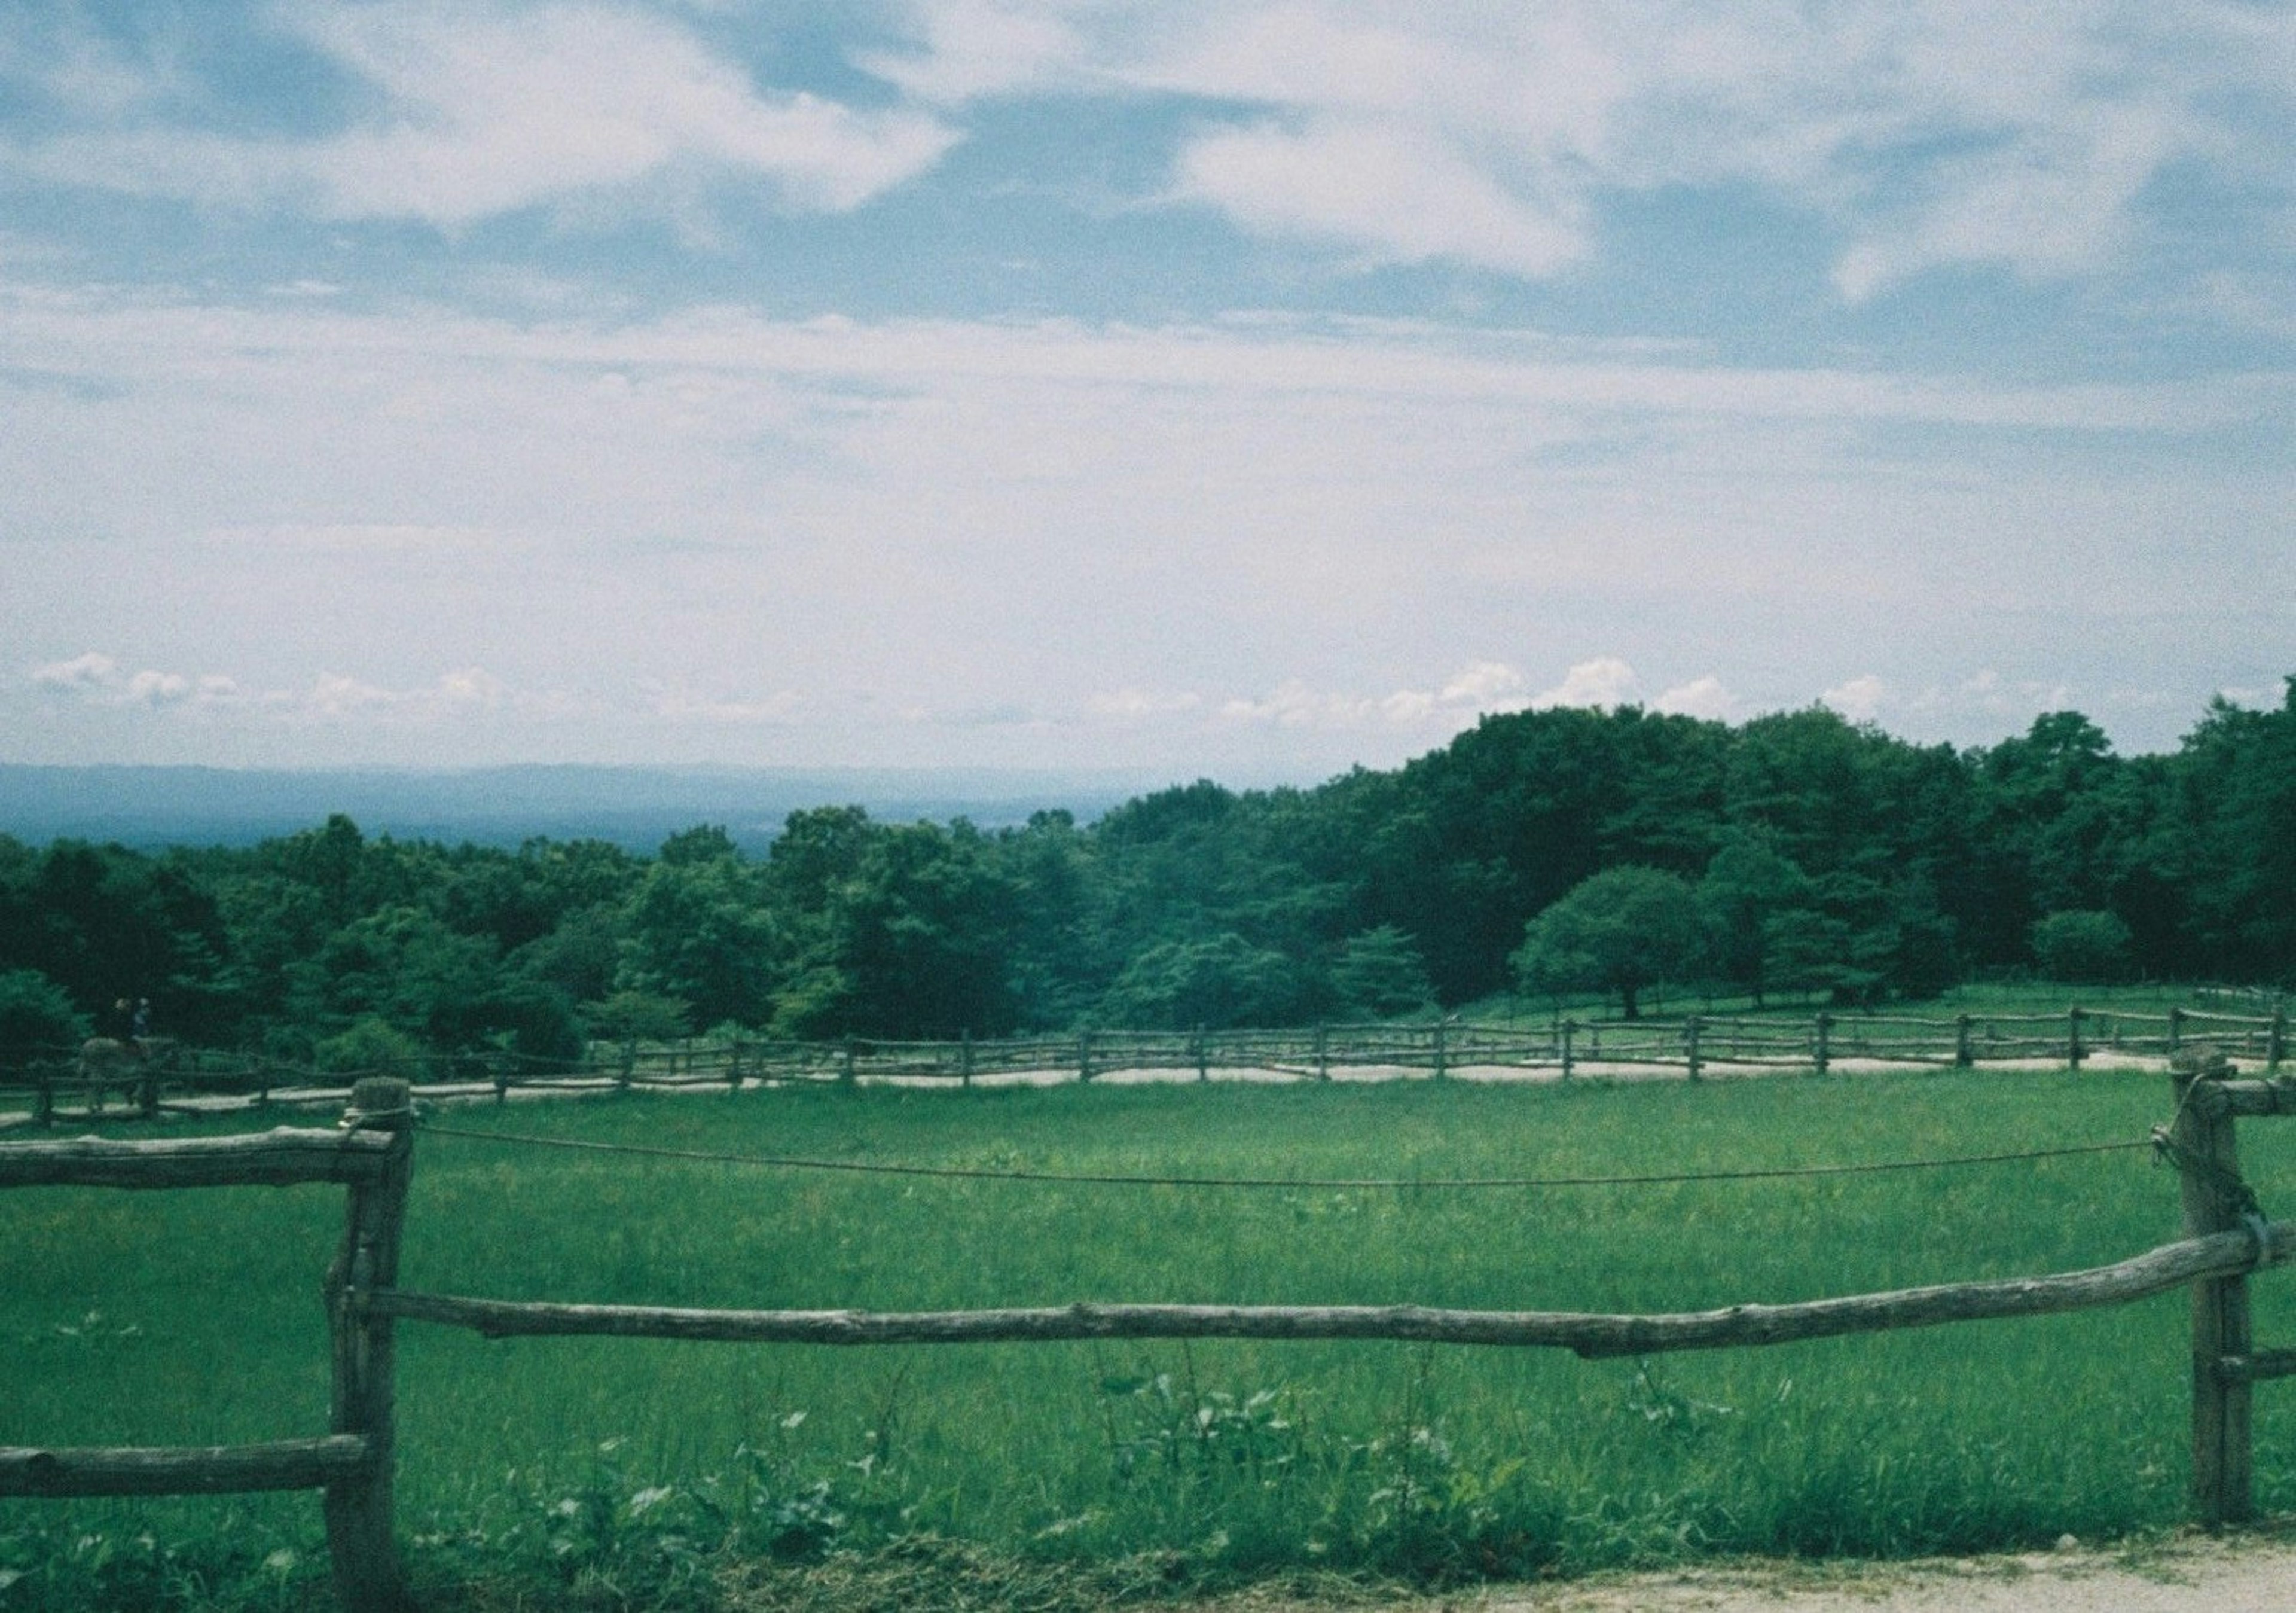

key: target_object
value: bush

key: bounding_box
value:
[314,1016,426,1078]
[0,969,90,1065]
[2030,910,2135,984]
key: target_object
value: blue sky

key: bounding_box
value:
[2,1,2290,778]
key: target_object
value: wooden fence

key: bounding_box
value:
[4,1054,2296,1608]
[4,1000,2286,1127]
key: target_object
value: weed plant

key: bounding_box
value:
[7,1064,2294,1608]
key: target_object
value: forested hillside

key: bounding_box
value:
[3,684,2291,1063]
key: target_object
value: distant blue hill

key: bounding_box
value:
[0,764,1166,853]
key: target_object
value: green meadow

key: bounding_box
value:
[7,1063,2296,1606]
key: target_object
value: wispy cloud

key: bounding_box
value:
[1173,117,1585,276]
[7,3,957,226]
[887,0,2292,293]
[28,653,578,727]
[638,679,804,725]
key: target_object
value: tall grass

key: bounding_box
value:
[6,1065,2294,1606]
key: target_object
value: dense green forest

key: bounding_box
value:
[2,682,2292,1064]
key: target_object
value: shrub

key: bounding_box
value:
[2030,910,2135,984]
[0,969,90,1065]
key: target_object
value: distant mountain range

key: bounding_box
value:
[0,764,1173,853]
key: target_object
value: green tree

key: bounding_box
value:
[0,969,89,1064]
[1330,926,1435,1019]
[1510,867,1710,1019]
[1696,831,1814,1005]
[1100,933,1309,1029]
[616,855,780,1029]
[776,821,1021,1038]
[584,988,692,1045]
[2030,909,2136,984]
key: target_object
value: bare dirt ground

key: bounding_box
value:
[1294,1532,2296,1612]
[722,1530,2296,1613]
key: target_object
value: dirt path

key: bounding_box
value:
[1428,1535,2296,1611]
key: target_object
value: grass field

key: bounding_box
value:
[7,1059,2296,1608]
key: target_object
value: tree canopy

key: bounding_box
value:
[2,680,2291,1054]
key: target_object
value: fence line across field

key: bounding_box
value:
[416,1118,2155,1190]
[4,999,2286,1127]
[4,1056,2294,1613]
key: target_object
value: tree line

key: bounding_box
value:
[2,681,2291,1066]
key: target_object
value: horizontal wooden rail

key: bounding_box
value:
[371,1221,2288,1360]
[0,1127,396,1190]
[2208,1078,2296,1117]
[2219,1349,2296,1385]
[0,1435,374,1497]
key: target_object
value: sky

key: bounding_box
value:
[1,1,2291,781]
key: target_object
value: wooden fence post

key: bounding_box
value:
[2170,1060,2253,1528]
[1684,1017,1703,1081]
[1955,1014,1974,1068]
[2068,1008,2086,1069]
[1314,1024,1330,1081]
[32,1063,53,1128]
[325,1077,416,1611]
[2271,1002,2288,1072]
[2169,1007,2185,1055]
[1193,1024,1208,1083]
[841,1036,857,1090]
[1560,1019,1575,1081]
[960,1029,974,1090]
[1813,1012,1832,1075]
[1431,1018,1448,1080]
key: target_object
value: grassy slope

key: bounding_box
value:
[5,1063,2294,1603]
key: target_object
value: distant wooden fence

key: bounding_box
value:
[4,1001,2286,1126]
[4,1057,2295,1608]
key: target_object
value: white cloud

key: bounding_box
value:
[639,679,804,725]
[1439,661,1529,705]
[872,1,2286,291]
[2219,683,2285,710]
[1208,661,1542,734]
[1090,687,1202,719]
[274,667,570,723]
[1173,117,1584,276]
[1,288,2284,769]
[1218,679,1375,728]
[122,669,191,705]
[1822,674,1889,724]
[1533,657,1641,711]
[33,652,213,708]
[32,651,119,694]
[863,0,1087,103]
[1652,676,1737,721]
[11,3,958,225]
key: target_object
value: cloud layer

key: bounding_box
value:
[0,4,2288,772]
[2,1,2286,294]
